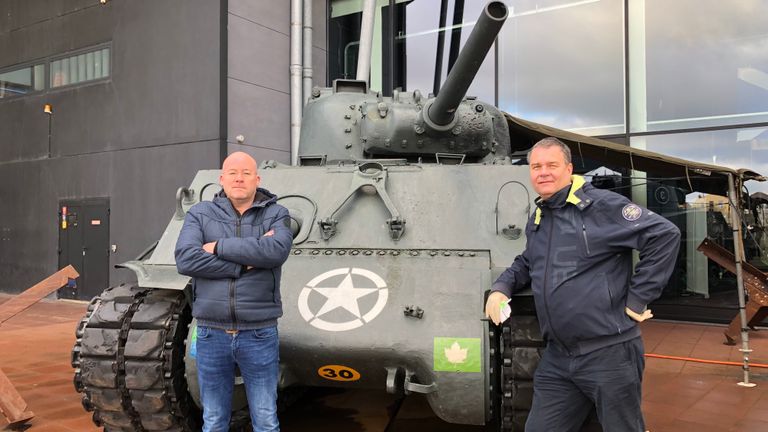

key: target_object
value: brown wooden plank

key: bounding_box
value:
[697,238,768,284]
[0,265,79,325]
[0,366,33,424]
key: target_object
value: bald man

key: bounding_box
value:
[175,152,293,432]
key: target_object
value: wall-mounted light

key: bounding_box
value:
[100,0,108,4]
[44,104,53,157]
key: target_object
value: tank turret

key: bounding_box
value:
[299,1,510,164]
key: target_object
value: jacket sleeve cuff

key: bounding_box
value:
[491,282,513,298]
[213,241,219,255]
[626,296,646,314]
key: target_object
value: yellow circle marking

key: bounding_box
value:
[317,364,361,382]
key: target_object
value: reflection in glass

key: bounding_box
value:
[33,65,44,91]
[633,130,768,322]
[632,0,768,132]
[498,0,625,135]
[329,0,494,101]
[101,48,110,77]
[85,52,95,81]
[400,0,495,103]
[0,64,44,99]
[51,47,111,88]
[634,128,768,194]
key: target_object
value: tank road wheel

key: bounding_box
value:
[488,295,545,432]
[72,284,251,431]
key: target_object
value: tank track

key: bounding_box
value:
[488,295,544,432]
[72,283,250,431]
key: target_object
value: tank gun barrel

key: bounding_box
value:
[426,1,508,127]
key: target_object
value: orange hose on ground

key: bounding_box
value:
[644,353,768,368]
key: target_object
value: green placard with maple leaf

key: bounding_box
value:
[433,337,481,372]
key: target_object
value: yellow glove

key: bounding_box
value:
[485,291,510,325]
[625,307,653,322]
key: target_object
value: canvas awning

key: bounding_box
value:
[505,113,765,196]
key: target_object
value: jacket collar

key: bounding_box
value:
[214,187,278,215]
[534,175,593,225]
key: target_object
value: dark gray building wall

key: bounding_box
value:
[0,0,223,294]
[226,0,328,163]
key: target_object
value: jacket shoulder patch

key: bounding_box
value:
[622,203,642,221]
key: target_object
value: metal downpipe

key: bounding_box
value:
[356,0,376,83]
[290,0,303,165]
[728,173,756,388]
[302,0,313,106]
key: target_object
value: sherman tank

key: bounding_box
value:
[72,2,547,430]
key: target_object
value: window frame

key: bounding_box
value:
[0,41,113,104]
[48,42,112,91]
[0,60,47,100]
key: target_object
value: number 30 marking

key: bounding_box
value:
[317,365,361,382]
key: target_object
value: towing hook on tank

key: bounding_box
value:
[385,367,437,396]
[404,370,437,395]
[174,187,195,220]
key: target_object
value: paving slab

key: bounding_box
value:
[1,294,767,431]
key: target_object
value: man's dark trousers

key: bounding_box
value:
[525,337,646,432]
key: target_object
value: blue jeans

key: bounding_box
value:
[196,325,280,432]
[526,337,646,432]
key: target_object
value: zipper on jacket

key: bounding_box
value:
[229,215,242,328]
[606,283,622,334]
[582,223,590,255]
[541,209,569,354]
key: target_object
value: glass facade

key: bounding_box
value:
[632,129,768,321]
[498,0,625,135]
[329,0,494,99]
[328,0,768,322]
[632,0,768,132]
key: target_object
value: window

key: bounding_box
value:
[498,0,625,136]
[50,47,110,88]
[329,0,495,101]
[630,0,768,132]
[0,64,45,99]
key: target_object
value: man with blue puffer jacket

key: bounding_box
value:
[175,152,292,432]
[485,137,680,432]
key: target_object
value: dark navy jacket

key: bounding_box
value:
[175,188,293,330]
[492,176,680,355]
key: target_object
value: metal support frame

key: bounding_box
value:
[728,173,757,388]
